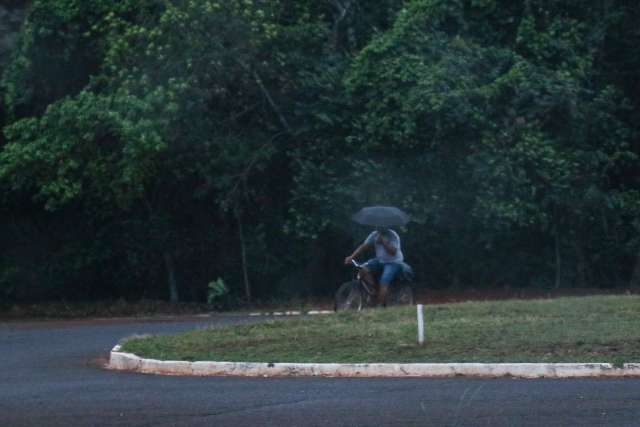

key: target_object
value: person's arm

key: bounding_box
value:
[380,239,397,256]
[344,242,372,264]
[376,233,398,256]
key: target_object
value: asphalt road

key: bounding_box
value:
[1,315,639,427]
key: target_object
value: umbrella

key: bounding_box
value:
[352,206,410,227]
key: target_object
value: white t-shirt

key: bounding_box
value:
[364,229,404,263]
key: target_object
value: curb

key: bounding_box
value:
[248,310,333,317]
[108,346,640,378]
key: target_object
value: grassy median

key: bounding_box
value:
[120,295,640,364]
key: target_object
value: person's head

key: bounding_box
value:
[376,227,390,234]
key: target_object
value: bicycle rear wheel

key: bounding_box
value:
[334,280,364,311]
[388,285,414,306]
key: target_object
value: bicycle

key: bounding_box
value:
[334,259,414,311]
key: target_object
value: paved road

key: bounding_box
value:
[1,315,639,427]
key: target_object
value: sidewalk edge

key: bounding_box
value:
[108,345,640,378]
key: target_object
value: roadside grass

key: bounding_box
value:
[120,295,640,364]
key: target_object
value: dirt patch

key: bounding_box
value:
[86,353,111,369]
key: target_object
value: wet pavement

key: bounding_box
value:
[1,315,640,426]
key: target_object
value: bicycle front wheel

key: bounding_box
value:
[334,280,363,311]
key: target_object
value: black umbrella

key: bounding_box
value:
[352,206,410,227]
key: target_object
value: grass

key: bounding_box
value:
[119,295,640,364]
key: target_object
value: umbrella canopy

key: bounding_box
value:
[352,206,410,227]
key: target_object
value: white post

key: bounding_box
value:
[417,304,424,346]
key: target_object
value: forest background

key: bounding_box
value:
[1,0,639,306]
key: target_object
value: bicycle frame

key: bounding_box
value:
[351,259,377,296]
[335,260,414,311]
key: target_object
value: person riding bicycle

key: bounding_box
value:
[344,227,404,306]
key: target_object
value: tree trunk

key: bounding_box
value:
[451,271,461,289]
[554,222,562,289]
[630,250,640,288]
[305,239,325,296]
[574,240,588,288]
[236,210,251,303]
[163,252,179,303]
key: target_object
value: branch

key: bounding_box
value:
[233,58,293,134]
[251,69,293,134]
[226,131,286,202]
[330,0,352,21]
[329,0,353,49]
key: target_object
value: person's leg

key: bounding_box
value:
[360,259,381,293]
[378,263,402,306]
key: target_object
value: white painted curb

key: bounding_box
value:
[108,345,640,378]
[248,310,333,317]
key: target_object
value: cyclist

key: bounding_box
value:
[344,227,404,306]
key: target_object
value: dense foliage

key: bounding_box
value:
[1,0,639,304]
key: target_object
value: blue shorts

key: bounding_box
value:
[363,259,402,286]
